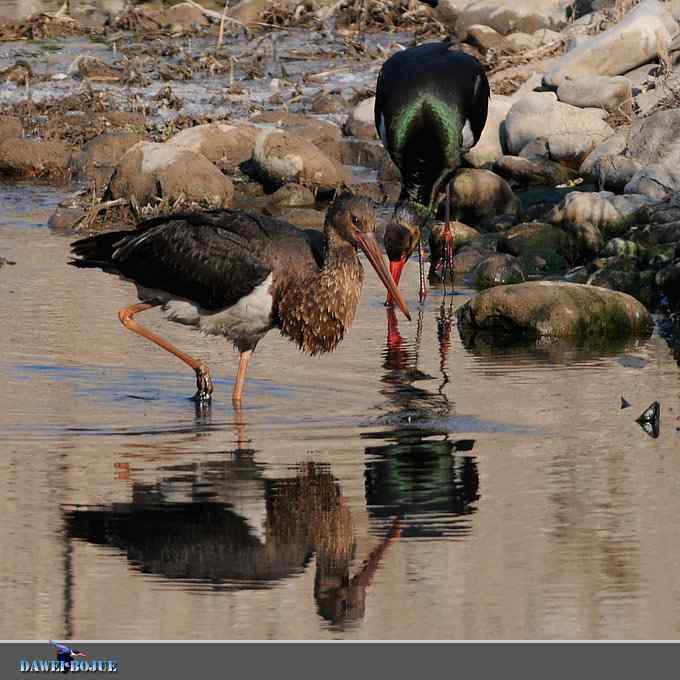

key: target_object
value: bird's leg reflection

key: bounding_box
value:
[382,304,451,419]
[436,296,456,396]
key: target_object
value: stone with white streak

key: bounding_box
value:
[252,129,350,192]
[107,141,234,207]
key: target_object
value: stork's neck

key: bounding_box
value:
[277,235,363,355]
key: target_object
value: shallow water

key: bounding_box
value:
[2,184,680,640]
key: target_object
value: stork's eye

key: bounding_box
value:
[351,214,361,227]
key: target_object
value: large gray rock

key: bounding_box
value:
[544,0,678,88]
[166,123,258,173]
[623,109,680,199]
[453,0,568,36]
[457,281,653,338]
[590,155,642,192]
[579,133,627,176]
[627,109,680,166]
[556,75,632,113]
[504,92,613,163]
[252,129,350,192]
[464,94,514,168]
[550,190,655,237]
[107,142,234,207]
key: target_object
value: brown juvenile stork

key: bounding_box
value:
[70,194,410,406]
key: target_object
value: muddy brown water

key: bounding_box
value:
[3,182,680,640]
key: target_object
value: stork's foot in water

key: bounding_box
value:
[435,224,455,290]
[192,364,213,403]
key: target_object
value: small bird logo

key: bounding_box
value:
[50,641,87,673]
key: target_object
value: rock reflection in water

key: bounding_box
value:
[458,324,648,368]
[64,453,400,629]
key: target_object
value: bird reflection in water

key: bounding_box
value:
[368,302,479,538]
[65,451,400,629]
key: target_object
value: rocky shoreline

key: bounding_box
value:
[2,0,680,340]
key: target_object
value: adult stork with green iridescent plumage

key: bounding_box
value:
[375,41,490,303]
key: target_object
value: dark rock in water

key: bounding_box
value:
[636,401,660,439]
[451,245,496,275]
[656,261,680,308]
[630,222,680,248]
[471,253,525,289]
[497,222,570,273]
[47,207,87,231]
[621,396,631,409]
[589,266,659,310]
[457,281,654,339]
[0,256,16,268]
[617,355,648,369]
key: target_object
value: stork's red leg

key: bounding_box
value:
[417,239,428,303]
[118,302,213,402]
[442,181,455,293]
[232,349,252,406]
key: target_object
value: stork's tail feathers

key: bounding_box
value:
[69,230,130,269]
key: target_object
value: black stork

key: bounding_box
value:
[70,194,410,406]
[375,41,490,302]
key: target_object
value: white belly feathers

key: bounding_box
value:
[136,273,274,343]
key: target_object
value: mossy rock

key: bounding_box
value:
[457,281,653,339]
[498,222,569,274]
[471,254,526,289]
